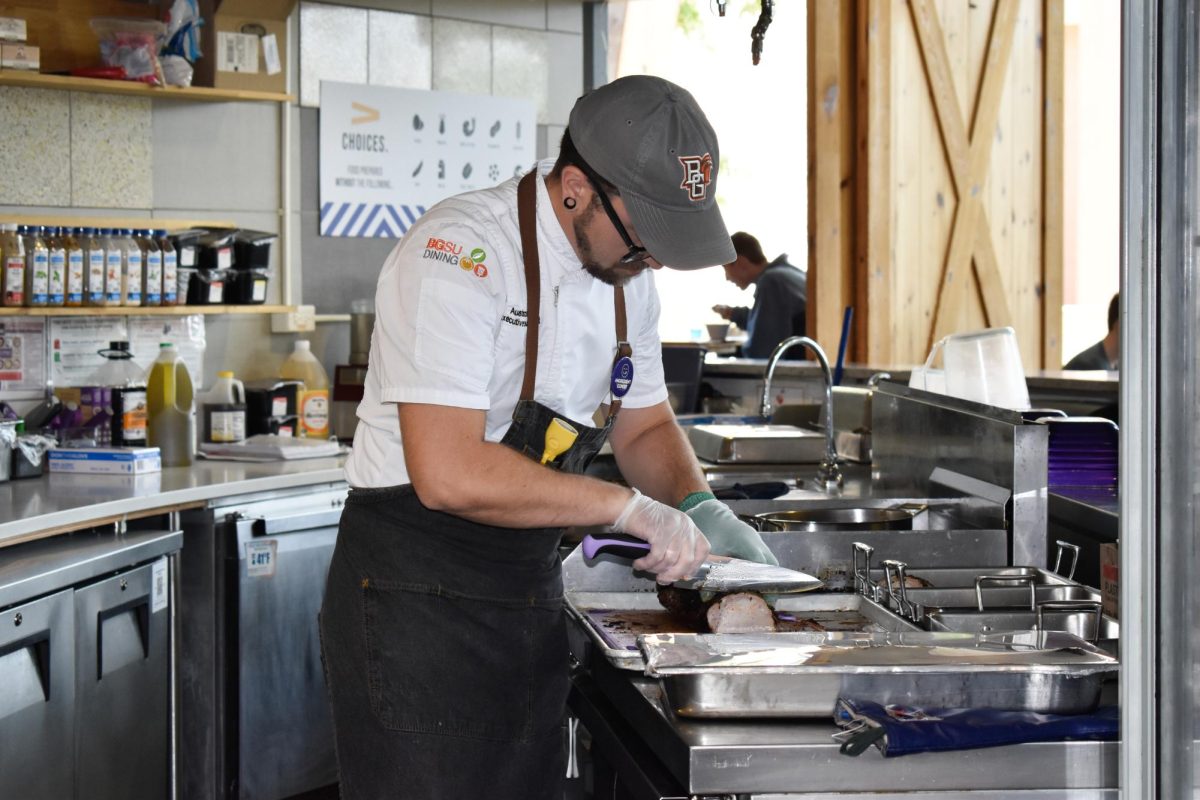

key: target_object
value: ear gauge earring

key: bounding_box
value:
[564,197,577,210]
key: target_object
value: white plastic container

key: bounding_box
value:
[280,340,330,439]
[942,326,1030,410]
[200,371,247,443]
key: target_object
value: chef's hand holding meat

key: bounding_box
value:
[612,488,711,584]
[685,497,779,565]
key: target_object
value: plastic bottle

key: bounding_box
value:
[279,340,330,438]
[0,223,24,307]
[64,227,84,307]
[102,228,123,306]
[120,229,143,306]
[23,225,49,307]
[146,343,195,466]
[45,226,65,306]
[86,341,148,447]
[199,371,247,443]
[82,227,105,306]
[156,230,178,306]
[138,229,162,306]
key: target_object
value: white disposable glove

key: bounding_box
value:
[611,489,711,585]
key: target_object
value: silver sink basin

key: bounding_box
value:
[687,423,827,464]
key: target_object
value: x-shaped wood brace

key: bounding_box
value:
[911,0,1019,350]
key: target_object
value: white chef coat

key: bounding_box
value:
[345,159,669,488]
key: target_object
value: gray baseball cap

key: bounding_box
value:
[568,75,735,270]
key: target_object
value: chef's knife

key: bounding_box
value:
[581,533,824,594]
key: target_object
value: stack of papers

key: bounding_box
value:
[198,434,344,462]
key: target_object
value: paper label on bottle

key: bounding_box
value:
[4,256,23,304]
[29,250,48,303]
[48,249,65,302]
[209,409,245,442]
[151,559,169,613]
[87,249,104,303]
[105,251,123,302]
[145,252,163,304]
[126,250,142,304]
[299,390,330,438]
[162,252,177,303]
[245,540,277,578]
[67,249,84,303]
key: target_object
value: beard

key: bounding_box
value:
[573,197,646,287]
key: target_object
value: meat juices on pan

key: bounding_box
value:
[706,592,777,634]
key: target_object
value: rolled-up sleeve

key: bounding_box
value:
[373,217,502,410]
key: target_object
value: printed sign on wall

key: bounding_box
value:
[319,81,536,238]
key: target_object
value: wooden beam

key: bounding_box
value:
[857,0,892,365]
[909,0,971,186]
[1042,0,1066,369]
[808,0,850,349]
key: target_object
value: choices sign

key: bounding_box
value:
[319,82,536,238]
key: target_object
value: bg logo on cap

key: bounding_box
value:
[678,153,714,202]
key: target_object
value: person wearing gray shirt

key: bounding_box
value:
[713,231,807,358]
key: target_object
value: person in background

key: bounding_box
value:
[712,231,807,358]
[1064,293,1119,370]
[320,76,778,800]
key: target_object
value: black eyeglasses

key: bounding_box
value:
[574,162,651,265]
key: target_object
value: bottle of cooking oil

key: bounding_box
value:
[64,227,84,307]
[146,342,195,467]
[23,225,49,307]
[280,340,330,438]
[0,223,24,307]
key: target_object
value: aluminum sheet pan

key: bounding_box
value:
[641,631,1118,718]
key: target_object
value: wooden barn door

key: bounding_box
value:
[808,0,1064,370]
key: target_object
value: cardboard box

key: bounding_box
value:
[196,0,296,94]
[1100,542,1119,620]
[0,16,27,42]
[0,42,38,71]
[49,447,162,475]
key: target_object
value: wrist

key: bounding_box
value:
[678,491,717,514]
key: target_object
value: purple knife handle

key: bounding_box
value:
[582,533,652,560]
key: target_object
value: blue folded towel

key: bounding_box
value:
[833,698,1119,757]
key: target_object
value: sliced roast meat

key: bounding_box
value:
[656,584,711,632]
[706,592,777,634]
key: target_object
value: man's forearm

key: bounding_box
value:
[612,415,709,506]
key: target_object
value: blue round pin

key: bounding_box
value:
[611,356,634,398]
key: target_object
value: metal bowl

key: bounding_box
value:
[754,507,918,532]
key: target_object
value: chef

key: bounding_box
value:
[320,75,777,799]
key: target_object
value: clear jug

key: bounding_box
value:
[147,343,195,466]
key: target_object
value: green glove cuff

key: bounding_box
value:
[678,491,717,513]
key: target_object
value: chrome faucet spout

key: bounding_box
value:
[760,335,843,490]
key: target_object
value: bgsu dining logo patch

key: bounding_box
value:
[678,153,713,202]
[458,247,488,278]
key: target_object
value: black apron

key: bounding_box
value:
[320,172,631,800]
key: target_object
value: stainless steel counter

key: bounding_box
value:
[0,456,347,546]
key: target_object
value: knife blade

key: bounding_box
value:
[581,533,824,594]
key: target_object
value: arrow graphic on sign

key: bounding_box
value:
[352,102,380,124]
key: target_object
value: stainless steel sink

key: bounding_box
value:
[920,607,1118,643]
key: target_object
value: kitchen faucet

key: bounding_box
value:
[760,336,843,490]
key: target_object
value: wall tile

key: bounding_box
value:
[432,18,492,95]
[369,10,433,90]
[70,93,152,209]
[152,102,279,213]
[332,0,431,12]
[300,2,369,107]
[431,0,545,30]
[0,87,70,207]
[547,0,584,33]
[492,26,549,123]
[546,31,582,126]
